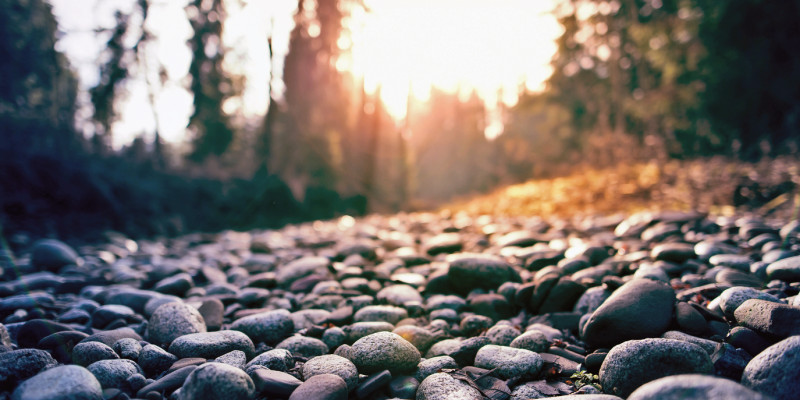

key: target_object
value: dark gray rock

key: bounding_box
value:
[717,287,780,320]
[215,350,247,370]
[246,348,295,372]
[288,373,348,400]
[30,239,79,272]
[302,354,358,390]
[416,356,458,382]
[73,341,120,366]
[510,329,549,352]
[416,372,482,399]
[146,301,206,345]
[353,305,408,325]
[168,330,255,359]
[80,327,143,348]
[582,278,676,348]
[734,299,800,338]
[136,365,196,398]
[741,335,800,400]
[599,338,714,397]
[350,331,421,374]
[446,253,521,295]
[86,359,142,389]
[138,344,178,376]
[276,335,329,358]
[181,362,255,400]
[11,365,102,400]
[766,255,800,282]
[628,374,769,400]
[474,345,543,379]
[392,325,435,354]
[0,348,58,390]
[230,309,294,345]
[249,368,302,398]
[112,338,141,360]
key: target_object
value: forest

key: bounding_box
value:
[1,0,799,244]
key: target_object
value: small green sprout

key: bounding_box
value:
[569,370,602,391]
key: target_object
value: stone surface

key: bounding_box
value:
[168,330,255,359]
[741,335,800,400]
[302,354,358,390]
[474,345,544,379]
[86,359,142,389]
[181,362,256,400]
[582,278,676,348]
[0,348,58,390]
[734,298,800,338]
[230,309,294,345]
[599,338,714,397]
[276,335,329,358]
[446,253,521,295]
[11,365,102,400]
[147,301,206,345]
[416,372,482,400]
[350,331,421,374]
[30,239,79,272]
[628,374,770,400]
[288,373,348,400]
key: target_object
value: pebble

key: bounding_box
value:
[302,354,359,390]
[146,302,206,345]
[72,341,120,366]
[86,358,143,389]
[30,239,79,272]
[289,373,348,400]
[582,278,676,348]
[276,335,329,358]
[741,335,800,400]
[416,372,482,400]
[11,365,102,400]
[168,330,255,359]
[2,211,799,399]
[249,368,301,397]
[628,374,770,399]
[180,362,255,400]
[246,348,294,372]
[599,338,714,397]
[229,309,294,345]
[0,349,58,390]
[349,331,421,374]
[473,344,543,379]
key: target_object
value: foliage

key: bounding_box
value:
[0,0,80,154]
[569,371,602,391]
[186,0,236,162]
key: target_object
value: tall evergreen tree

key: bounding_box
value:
[186,0,235,162]
[0,0,79,153]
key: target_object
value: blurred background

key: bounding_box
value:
[1,0,799,244]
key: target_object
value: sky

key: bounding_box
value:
[48,0,561,148]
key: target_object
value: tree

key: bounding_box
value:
[697,0,800,159]
[0,0,80,154]
[186,0,235,163]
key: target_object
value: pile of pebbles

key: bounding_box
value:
[0,210,799,400]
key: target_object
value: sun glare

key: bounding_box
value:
[349,0,561,129]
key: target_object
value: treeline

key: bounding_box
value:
[499,0,800,183]
[2,0,799,242]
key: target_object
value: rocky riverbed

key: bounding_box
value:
[0,210,799,400]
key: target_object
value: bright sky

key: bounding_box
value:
[49,0,560,148]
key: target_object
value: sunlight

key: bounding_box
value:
[349,0,561,125]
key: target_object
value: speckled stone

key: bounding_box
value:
[230,309,294,346]
[302,354,359,390]
[416,372,482,400]
[741,335,800,400]
[599,338,714,397]
[628,374,769,400]
[350,332,421,374]
[11,365,102,400]
[168,330,255,359]
[180,362,255,400]
[474,345,543,379]
[146,302,206,345]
